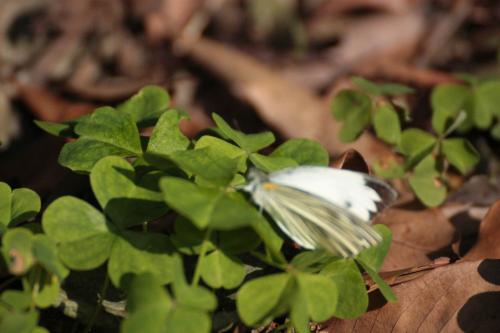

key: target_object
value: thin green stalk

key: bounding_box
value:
[191,229,213,286]
[83,274,110,333]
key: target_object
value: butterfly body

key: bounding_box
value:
[244,166,397,258]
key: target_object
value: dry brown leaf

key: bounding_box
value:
[324,259,500,332]
[375,207,456,271]
[17,83,94,122]
[145,0,204,41]
[331,149,370,174]
[312,0,417,16]
[334,12,425,76]
[464,201,500,261]
[176,36,393,163]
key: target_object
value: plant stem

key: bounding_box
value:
[191,228,213,286]
[83,274,110,333]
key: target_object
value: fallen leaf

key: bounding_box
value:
[176,36,393,163]
[331,149,370,174]
[17,83,94,122]
[464,201,500,260]
[325,259,500,332]
[375,206,456,271]
[447,175,500,206]
[311,0,416,16]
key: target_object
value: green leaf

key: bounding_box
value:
[331,90,372,142]
[356,224,392,271]
[408,156,446,207]
[1,291,32,310]
[331,90,371,121]
[161,178,220,229]
[291,250,334,273]
[0,309,39,333]
[357,259,397,302]
[90,156,168,228]
[121,273,172,333]
[108,231,175,287]
[249,153,298,172]
[339,106,371,143]
[442,138,479,174]
[431,84,473,134]
[146,109,190,156]
[173,283,217,312]
[32,235,69,279]
[321,259,367,319]
[237,273,291,326]
[372,160,405,179]
[10,189,41,227]
[474,80,500,128]
[33,272,60,308]
[161,177,260,230]
[34,119,79,138]
[295,273,338,322]
[218,228,261,254]
[172,219,215,255]
[171,218,215,255]
[398,128,436,166]
[59,107,142,172]
[271,139,329,166]
[352,77,414,96]
[200,250,245,289]
[195,136,248,173]
[212,113,275,152]
[42,196,114,269]
[0,183,40,230]
[373,104,401,144]
[165,307,211,333]
[1,228,34,275]
[118,85,170,127]
[0,182,11,231]
[59,139,136,173]
[169,147,239,186]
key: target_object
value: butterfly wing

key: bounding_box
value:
[253,183,382,258]
[267,166,397,221]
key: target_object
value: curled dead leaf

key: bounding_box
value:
[331,149,370,174]
[464,201,500,261]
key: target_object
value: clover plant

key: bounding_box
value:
[331,76,500,207]
[0,85,396,332]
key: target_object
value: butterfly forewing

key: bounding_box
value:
[255,183,382,258]
[268,166,397,221]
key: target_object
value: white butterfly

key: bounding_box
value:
[243,166,397,258]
